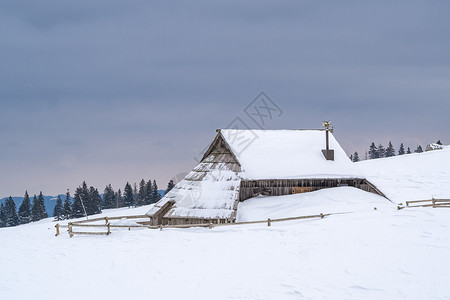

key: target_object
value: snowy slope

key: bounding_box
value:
[237,187,393,222]
[1,150,450,299]
[1,193,449,300]
[358,147,450,203]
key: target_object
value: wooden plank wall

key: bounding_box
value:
[239,178,382,201]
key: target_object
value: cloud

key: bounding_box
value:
[0,1,449,196]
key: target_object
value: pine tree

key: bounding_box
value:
[63,190,72,220]
[377,144,385,158]
[88,187,102,215]
[102,184,115,209]
[398,143,405,155]
[133,183,139,206]
[115,189,123,208]
[406,147,411,154]
[18,191,32,224]
[0,203,6,227]
[385,141,395,157]
[72,187,86,218]
[53,196,63,221]
[38,192,48,219]
[123,183,134,207]
[31,195,41,222]
[437,140,442,145]
[349,154,353,161]
[165,180,175,195]
[137,179,146,207]
[79,182,91,215]
[5,197,19,227]
[151,180,161,203]
[415,145,423,153]
[369,143,378,159]
[145,180,153,205]
[352,151,360,162]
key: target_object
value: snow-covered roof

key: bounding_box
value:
[220,129,363,179]
[148,129,364,220]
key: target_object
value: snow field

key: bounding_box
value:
[1,148,450,299]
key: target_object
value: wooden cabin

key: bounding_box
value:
[147,129,387,225]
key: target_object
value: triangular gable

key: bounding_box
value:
[201,130,242,167]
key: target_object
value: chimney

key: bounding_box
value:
[321,121,335,161]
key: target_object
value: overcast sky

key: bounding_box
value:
[1,1,449,197]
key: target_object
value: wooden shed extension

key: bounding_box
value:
[239,178,387,201]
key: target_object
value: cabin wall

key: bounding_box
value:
[151,201,175,225]
[239,178,384,201]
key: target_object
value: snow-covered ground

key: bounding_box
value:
[1,149,450,299]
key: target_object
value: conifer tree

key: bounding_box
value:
[165,180,175,195]
[53,196,63,221]
[437,140,442,145]
[0,203,5,227]
[79,182,91,215]
[72,187,86,218]
[349,154,353,161]
[102,184,115,209]
[88,187,102,215]
[18,191,32,224]
[115,189,123,208]
[369,143,378,159]
[38,192,48,219]
[352,151,360,162]
[31,195,41,222]
[415,145,423,153]
[151,180,161,203]
[137,179,146,207]
[123,183,134,207]
[133,183,139,206]
[407,147,411,154]
[63,190,72,220]
[398,143,405,155]
[5,197,19,227]
[377,144,385,158]
[145,180,153,205]
[385,141,395,157]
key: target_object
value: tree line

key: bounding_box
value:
[0,178,175,228]
[349,140,442,162]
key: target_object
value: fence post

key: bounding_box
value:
[68,223,73,238]
[267,218,271,226]
[55,223,60,237]
[107,223,111,235]
[105,217,109,225]
[320,213,324,219]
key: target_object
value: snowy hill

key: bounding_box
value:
[358,146,450,203]
[1,153,449,299]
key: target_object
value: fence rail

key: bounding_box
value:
[404,198,450,208]
[55,212,345,237]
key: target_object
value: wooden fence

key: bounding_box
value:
[403,198,450,208]
[55,212,344,237]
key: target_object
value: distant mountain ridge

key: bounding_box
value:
[0,195,64,217]
[0,191,165,217]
